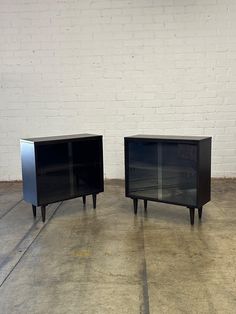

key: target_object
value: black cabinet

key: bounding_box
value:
[20,134,104,222]
[124,135,211,225]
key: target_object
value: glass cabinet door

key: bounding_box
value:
[36,143,71,204]
[159,142,197,206]
[127,140,197,206]
[128,141,158,199]
[71,139,102,196]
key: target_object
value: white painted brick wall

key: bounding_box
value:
[0,0,236,180]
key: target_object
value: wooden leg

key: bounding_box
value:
[41,205,46,222]
[133,199,138,215]
[82,195,86,205]
[189,207,195,225]
[198,206,203,219]
[92,194,97,209]
[144,200,147,212]
[32,205,36,218]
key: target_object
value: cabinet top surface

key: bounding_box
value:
[21,133,102,143]
[125,134,211,141]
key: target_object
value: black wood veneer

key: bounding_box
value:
[124,135,211,225]
[20,134,104,222]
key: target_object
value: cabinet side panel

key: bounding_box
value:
[124,139,129,197]
[198,138,212,206]
[20,142,37,205]
[99,137,104,192]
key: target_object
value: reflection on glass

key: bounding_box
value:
[71,140,101,196]
[37,143,71,204]
[160,143,197,205]
[128,141,197,206]
[129,141,158,198]
[35,139,102,204]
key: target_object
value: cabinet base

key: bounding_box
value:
[188,206,203,225]
[198,206,203,219]
[31,193,99,222]
[131,198,203,225]
[133,199,138,214]
[32,205,36,218]
[41,205,46,222]
[92,194,97,209]
[144,200,147,211]
[32,204,46,222]
[188,207,195,225]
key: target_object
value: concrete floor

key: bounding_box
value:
[0,180,236,314]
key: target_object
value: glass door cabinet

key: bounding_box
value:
[20,134,104,222]
[125,135,211,225]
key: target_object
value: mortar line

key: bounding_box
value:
[0,215,42,270]
[0,202,63,288]
[140,218,150,314]
[0,199,23,220]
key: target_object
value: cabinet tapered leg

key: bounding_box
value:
[198,206,203,219]
[32,205,36,218]
[133,199,138,215]
[188,207,195,225]
[41,205,46,222]
[82,195,86,205]
[92,194,97,209]
[144,200,147,211]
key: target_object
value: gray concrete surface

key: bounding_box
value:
[0,179,236,314]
